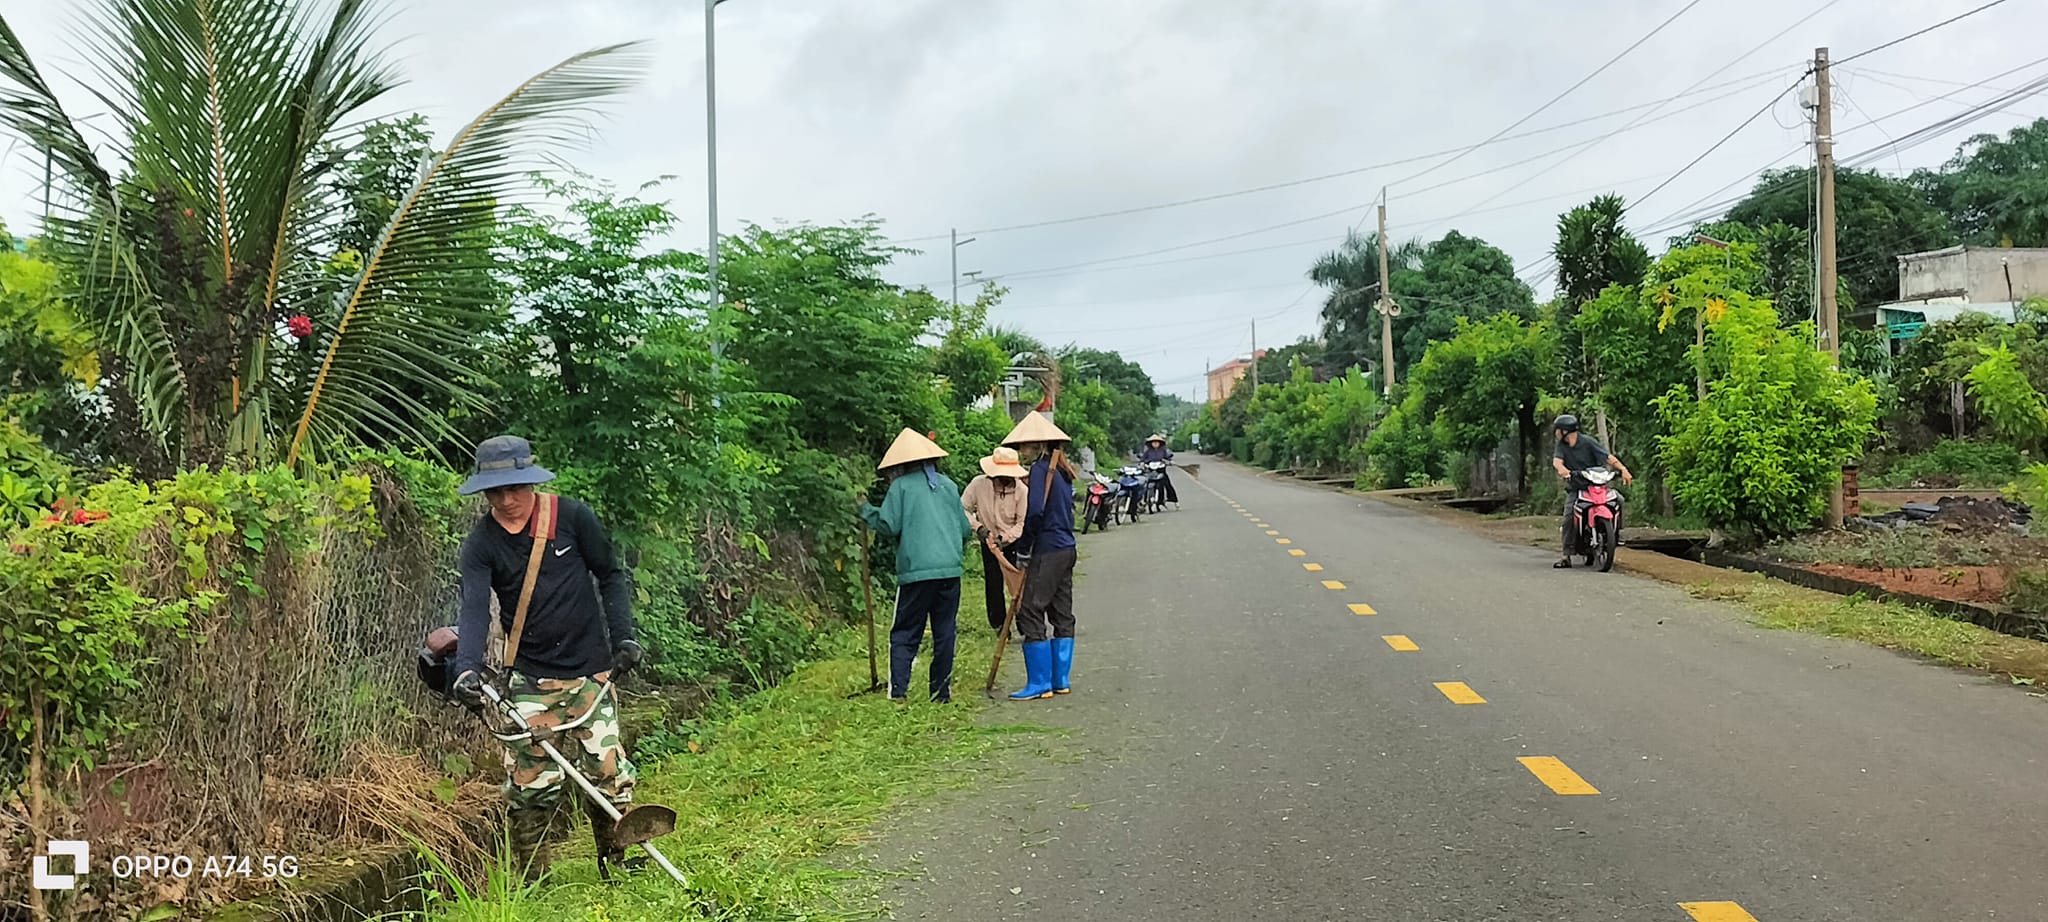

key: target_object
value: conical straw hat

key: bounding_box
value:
[1001,411,1070,447]
[878,428,948,470]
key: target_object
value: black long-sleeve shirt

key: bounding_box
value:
[454,495,635,679]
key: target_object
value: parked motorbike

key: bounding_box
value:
[1566,466,1623,572]
[1116,465,1147,522]
[1143,460,1171,513]
[1079,471,1118,534]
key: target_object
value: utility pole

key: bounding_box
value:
[1376,195,1397,396]
[705,0,723,409]
[1815,46,1845,528]
[950,228,977,309]
[1249,321,1260,393]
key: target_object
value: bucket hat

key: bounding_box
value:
[458,435,555,495]
[1001,411,1070,447]
[879,429,948,470]
[980,447,1027,479]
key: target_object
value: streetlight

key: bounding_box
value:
[950,229,976,308]
[706,0,733,404]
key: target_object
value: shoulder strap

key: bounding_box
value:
[502,493,558,675]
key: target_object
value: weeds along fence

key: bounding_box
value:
[0,466,500,917]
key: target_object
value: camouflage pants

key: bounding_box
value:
[501,672,636,813]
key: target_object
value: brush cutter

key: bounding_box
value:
[850,528,885,697]
[981,552,1029,699]
[417,628,685,884]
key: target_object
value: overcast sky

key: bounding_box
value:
[3,0,2042,399]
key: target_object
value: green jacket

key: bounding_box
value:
[860,465,974,584]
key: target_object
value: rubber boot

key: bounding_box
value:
[1051,637,1074,695]
[1009,641,1054,700]
[507,805,554,882]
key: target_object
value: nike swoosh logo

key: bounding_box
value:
[553,546,570,557]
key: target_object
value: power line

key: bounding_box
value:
[1381,0,1707,193]
[880,67,1795,246]
[1834,0,2016,67]
[1634,82,1808,210]
[1438,0,1846,227]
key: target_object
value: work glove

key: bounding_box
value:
[611,639,645,679]
[451,670,485,712]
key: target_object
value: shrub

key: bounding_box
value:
[1871,439,2026,488]
[1655,300,1878,536]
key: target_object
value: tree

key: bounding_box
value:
[719,221,946,459]
[1314,230,1534,386]
[1410,313,1558,495]
[1916,118,2048,247]
[0,3,642,473]
[1311,230,1423,374]
[1726,166,1955,311]
[0,226,101,460]
[1255,337,1327,387]
[1654,298,1877,536]
[1552,194,1651,402]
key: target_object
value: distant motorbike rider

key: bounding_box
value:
[1139,434,1178,505]
[1551,415,1633,569]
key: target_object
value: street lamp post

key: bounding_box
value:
[950,228,977,308]
[706,0,729,403]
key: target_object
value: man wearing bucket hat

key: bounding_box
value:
[1140,433,1179,506]
[1002,412,1080,699]
[961,447,1030,631]
[448,435,646,879]
[860,429,977,702]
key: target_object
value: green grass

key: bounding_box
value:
[398,580,1049,922]
[1686,578,2034,674]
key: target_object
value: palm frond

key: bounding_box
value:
[287,41,647,466]
[0,11,189,445]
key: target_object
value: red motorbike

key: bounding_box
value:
[1567,467,1623,572]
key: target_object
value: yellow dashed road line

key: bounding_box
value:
[1517,757,1600,795]
[1276,538,1292,545]
[1265,529,1280,536]
[1433,681,1486,704]
[1678,903,1760,922]
[1289,549,1306,556]
[1303,563,1323,571]
[1347,603,1375,615]
[1382,634,1419,652]
[1321,580,1346,590]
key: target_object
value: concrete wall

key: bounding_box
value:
[1900,247,2048,302]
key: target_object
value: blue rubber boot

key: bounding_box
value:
[1051,637,1074,694]
[1009,641,1054,700]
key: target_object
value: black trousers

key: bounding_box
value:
[978,541,1016,630]
[1015,546,1077,642]
[890,577,961,700]
[1157,470,1179,504]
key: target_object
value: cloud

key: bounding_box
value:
[1,0,2038,393]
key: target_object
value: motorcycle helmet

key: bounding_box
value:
[1553,413,1580,434]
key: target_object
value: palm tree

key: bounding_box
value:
[0,0,643,471]
[1309,230,1421,376]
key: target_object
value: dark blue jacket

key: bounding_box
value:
[1141,445,1173,463]
[1019,457,1077,556]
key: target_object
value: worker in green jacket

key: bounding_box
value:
[859,429,976,702]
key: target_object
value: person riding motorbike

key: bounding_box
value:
[1139,434,1178,505]
[1550,414,1633,569]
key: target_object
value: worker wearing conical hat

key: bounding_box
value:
[961,446,1030,632]
[1141,434,1179,506]
[1000,412,1080,700]
[860,429,976,702]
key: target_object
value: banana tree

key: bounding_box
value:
[0,0,643,471]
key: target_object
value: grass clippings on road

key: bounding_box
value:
[1685,576,2048,685]
[404,589,1050,922]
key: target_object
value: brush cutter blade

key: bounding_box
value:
[613,804,677,847]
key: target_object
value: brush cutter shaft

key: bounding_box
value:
[479,684,688,885]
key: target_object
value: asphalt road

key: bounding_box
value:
[871,460,2048,921]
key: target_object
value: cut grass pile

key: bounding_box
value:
[395,581,1048,922]
[1686,576,2048,684]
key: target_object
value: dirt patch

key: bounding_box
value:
[1806,563,2009,604]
